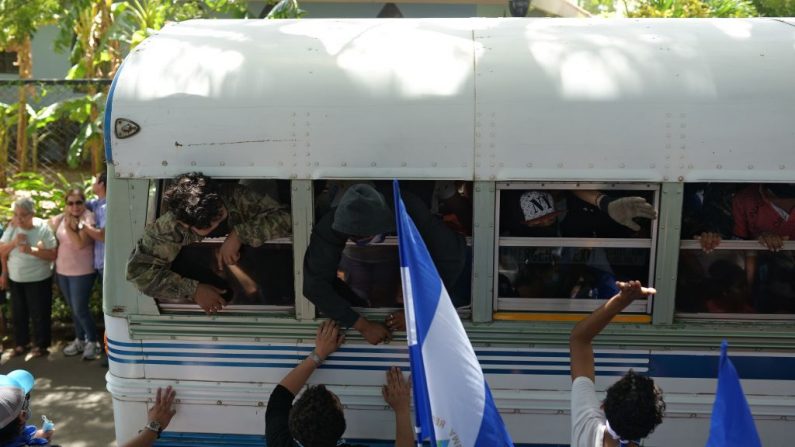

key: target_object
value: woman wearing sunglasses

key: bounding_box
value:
[51,189,100,361]
[0,198,57,359]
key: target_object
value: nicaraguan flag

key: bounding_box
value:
[705,340,762,447]
[393,180,514,447]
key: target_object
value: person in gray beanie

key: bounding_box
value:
[303,184,466,344]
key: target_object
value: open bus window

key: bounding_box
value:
[143,178,294,312]
[677,182,795,317]
[311,180,473,312]
[495,182,658,313]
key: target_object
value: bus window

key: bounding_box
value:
[141,178,294,312]
[495,182,658,313]
[677,183,795,317]
[310,180,473,313]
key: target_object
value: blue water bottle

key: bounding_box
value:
[41,415,54,432]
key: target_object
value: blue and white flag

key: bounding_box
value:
[705,340,762,447]
[393,180,514,447]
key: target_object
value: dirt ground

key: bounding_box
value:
[0,340,116,447]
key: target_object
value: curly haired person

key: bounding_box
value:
[126,172,291,314]
[569,281,665,447]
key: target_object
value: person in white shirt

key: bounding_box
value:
[569,281,665,447]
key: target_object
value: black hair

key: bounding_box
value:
[161,172,225,229]
[96,171,107,186]
[288,385,346,447]
[0,416,24,444]
[603,369,665,441]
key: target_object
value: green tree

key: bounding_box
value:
[266,0,306,18]
[626,0,758,17]
[751,0,795,15]
[49,1,250,173]
[0,0,61,172]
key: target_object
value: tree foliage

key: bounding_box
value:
[0,0,61,47]
[750,0,795,15]
[267,0,306,19]
[626,0,758,17]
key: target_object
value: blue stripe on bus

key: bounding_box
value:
[103,58,127,162]
[154,432,562,447]
[108,355,641,375]
[107,338,647,359]
[108,347,644,369]
[108,339,795,380]
[648,354,795,380]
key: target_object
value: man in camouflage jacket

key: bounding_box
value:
[126,173,291,314]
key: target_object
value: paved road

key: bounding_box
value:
[1,341,116,447]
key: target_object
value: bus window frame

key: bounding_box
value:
[141,178,298,315]
[675,239,795,320]
[493,181,660,314]
[309,180,475,317]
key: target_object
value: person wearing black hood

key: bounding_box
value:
[303,184,466,344]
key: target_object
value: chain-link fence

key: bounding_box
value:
[1,79,112,183]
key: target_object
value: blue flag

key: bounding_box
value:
[393,180,514,447]
[705,341,762,447]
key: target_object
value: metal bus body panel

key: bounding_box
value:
[108,18,795,182]
[103,17,795,446]
[473,18,795,182]
[105,322,795,444]
[109,19,475,180]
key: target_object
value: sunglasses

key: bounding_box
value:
[67,200,84,206]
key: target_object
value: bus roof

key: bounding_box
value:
[106,18,795,183]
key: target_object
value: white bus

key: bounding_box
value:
[104,18,795,446]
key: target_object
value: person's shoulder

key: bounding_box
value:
[733,185,761,201]
[34,217,53,230]
[144,212,187,241]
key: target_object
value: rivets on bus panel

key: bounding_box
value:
[161,160,168,166]
[678,176,684,182]
[557,163,563,168]
[341,162,347,167]
[258,402,264,407]
[371,162,377,167]
[191,161,196,166]
[748,164,754,169]
[716,164,722,169]
[217,401,223,405]
[401,162,407,167]
[780,165,786,170]
[220,161,225,166]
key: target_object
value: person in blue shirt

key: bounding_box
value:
[0,370,55,446]
[83,171,107,279]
